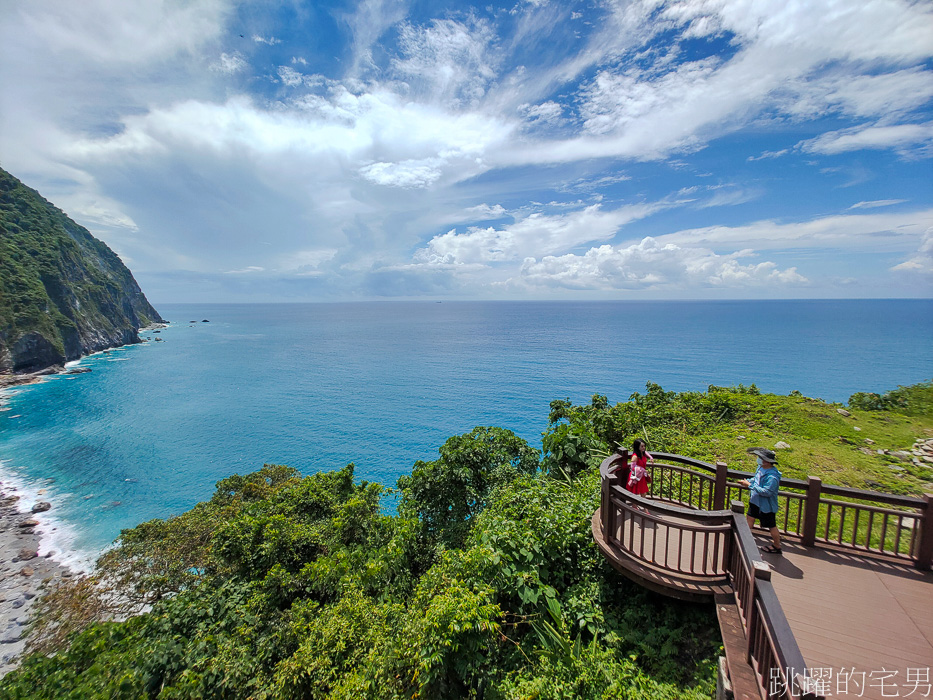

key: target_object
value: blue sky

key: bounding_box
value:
[1,0,931,302]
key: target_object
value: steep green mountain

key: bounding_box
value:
[0,166,163,373]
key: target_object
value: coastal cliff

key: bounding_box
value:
[0,167,163,374]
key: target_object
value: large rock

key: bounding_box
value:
[30,502,50,513]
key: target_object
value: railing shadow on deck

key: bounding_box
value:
[593,450,933,700]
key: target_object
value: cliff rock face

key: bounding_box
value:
[0,167,164,374]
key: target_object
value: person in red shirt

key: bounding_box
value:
[627,438,653,495]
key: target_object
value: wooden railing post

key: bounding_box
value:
[916,493,933,571]
[714,461,728,510]
[601,472,610,540]
[801,476,822,547]
[745,560,770,662]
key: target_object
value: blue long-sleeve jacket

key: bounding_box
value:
[748,465,781,513]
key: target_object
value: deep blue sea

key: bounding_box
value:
[0,300,930,569]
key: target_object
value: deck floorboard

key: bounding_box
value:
[757,537,933,700]
[594,507,933,700]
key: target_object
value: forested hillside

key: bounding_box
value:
[2,382,929,699]
[0,167,163,373]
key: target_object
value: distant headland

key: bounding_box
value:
[0,167,163,379]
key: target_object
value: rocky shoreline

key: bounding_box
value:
[0,366,64,391]
[0,489,74,677]
[0,323,168,393]
[0,324,172,676]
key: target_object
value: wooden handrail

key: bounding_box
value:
[649,451,926,508]
[728,503,820,700]
[626,452,932,569]
[602,480,733,581]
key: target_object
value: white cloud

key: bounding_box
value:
[213,52,246,74]
[779,68,933,122]
[496,0,933,166]
[578,58,719,137]
[891,228,933,275]
[464,204,507,219]
[15,0,230,64]
[747,149,788,162]
[277,66,305,87]
[654,209,933,251]
[65,92,512,181]
[391,18,498,107]
[517,238,808,291]
[70,200,139,231]
[342,0,409,78]
[413,203,663,264]
[695,185,761,209]
[224,266,265,274]
[252,34,281,45]
[520,100,564,126]
[360,159,444,188]
[798,122,933,156]
[848,200,907,210]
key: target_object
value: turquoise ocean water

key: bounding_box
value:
[0,300,930,569]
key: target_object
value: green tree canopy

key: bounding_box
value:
[397,426,540,548]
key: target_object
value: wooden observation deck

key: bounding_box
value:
[593,451,933,700]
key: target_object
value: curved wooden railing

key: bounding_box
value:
[599,458,733,587]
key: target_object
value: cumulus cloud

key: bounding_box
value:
[517,238,808,291]
[283,249,338,271]
[413,203,664,264]
[359,159,444,188]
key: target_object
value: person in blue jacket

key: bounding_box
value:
[739,447,783,554]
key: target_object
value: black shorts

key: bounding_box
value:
[747,503,777,528]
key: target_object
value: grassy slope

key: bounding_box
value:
[675,392,932,494]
